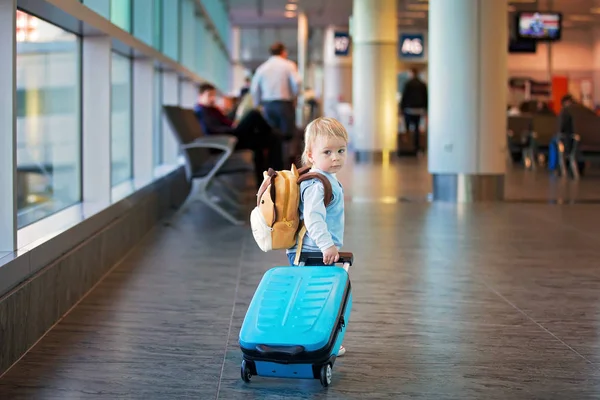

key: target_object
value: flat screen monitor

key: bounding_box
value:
[517,12,562,41]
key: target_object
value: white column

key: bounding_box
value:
[297,12,308,87]
[296,11,308,126]
[133,59,154,183]
[313,64,324,100]
[82,36,111,206]
[231,26,247,95]
[162,71,180,165]
[305,63,316,91]
[0,0,16,251]
[323,26,353,118]
[428,0,507,201]
[352,0,398,159]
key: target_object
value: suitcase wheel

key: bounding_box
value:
[319,363,332,387]
[241,360,252,383]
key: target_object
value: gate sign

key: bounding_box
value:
[334,31,351,56]
[399,33,424,59]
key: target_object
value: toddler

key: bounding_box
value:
[286,117,348,356]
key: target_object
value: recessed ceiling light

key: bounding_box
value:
[285,11,296,18]
[286,4,297,11]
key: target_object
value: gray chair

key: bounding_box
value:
[163,105,253,225]
[506,115,532,167]
[528,114,563,172]
[567,105,600,179]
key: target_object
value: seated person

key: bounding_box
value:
[193,83,284,187]
[535,100,553,115]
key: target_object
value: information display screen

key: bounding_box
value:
[517,12,561,41]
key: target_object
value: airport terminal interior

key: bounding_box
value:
[2,0,600,398]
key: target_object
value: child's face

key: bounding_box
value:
[308,136,347,174]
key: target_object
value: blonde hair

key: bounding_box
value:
[301,117,349,167]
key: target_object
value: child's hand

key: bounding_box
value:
[322,246,339,265]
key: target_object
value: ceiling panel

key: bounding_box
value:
[228,0,353,27]
[228,0,600,29]
[231,0,600,69]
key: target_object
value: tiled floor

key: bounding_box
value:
[1,158,600,399]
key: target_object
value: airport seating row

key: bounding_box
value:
[507,104,600,178]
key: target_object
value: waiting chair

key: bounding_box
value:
[163,105,253,225]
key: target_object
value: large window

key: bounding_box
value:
[162,0,179,61]
[81,0,110,19]
[110,0,131,32]
[16,10,81,228]
[111,52,132,186]
[153,0,162,50]
[180,0,195,70]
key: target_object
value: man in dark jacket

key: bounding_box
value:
[400,68,428,153]
[558,94,574,137]
[555,94,585,176]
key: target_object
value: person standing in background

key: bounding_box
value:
[400,67,428,154]
[239,76,251,98]
[251,42,302,141]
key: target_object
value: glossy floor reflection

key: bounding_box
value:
[338,154,600,203]
[1,158,600,399]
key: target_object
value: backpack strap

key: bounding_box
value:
[297,169,333,207]
[293,168,334,265]
[293,224,307,265]
[256,168,278,227]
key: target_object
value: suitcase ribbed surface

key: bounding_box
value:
[258,272,334,330]
[239,266,349,353]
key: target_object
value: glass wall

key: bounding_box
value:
[15,10,81,228]
[194,15,208,78]
[180,0,195,71]
[6,0,232,236]
[162,0,179,61]
[200,0,229,47]
[111,0,131,32]
[82,0,110,19]
[132,0,153,46]
[153,0,162,50]
[111,52,132,186]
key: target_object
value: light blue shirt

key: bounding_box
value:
[287,169,345,254]
[251,56,301,103]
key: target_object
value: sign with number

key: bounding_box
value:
[334,31,351,56]
[399,33,425,59]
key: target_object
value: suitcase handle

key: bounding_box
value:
[256,344,305,357]
[298,252,354,269]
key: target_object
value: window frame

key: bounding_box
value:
[109,49,134,188]
[14,7,84,229]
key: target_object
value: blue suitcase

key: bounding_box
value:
[239,252,354,387]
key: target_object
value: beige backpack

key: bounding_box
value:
[250,164,332,262]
